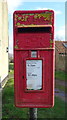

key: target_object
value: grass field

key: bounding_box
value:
[55,70,67,81]
[2,72,66,119]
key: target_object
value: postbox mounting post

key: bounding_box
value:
[29,108,37,120]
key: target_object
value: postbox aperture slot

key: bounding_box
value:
[26,59,42,90]
[18,27,51,33]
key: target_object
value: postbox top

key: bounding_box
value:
[13,10,54,28]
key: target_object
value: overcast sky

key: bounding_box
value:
[5,0,66,53]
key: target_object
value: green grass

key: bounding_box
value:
[56,85,65,91]
[55,70,67,81]
[2,72,67,119]
[2,77,28,119]
[56,84,67,93]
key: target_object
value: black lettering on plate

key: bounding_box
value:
[32,74,37,76]
[31,65,35,66]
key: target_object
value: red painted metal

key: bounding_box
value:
[13,10,55,108]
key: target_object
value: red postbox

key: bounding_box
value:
[13,10,55,108]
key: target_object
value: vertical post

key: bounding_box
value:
[29,108,37,120]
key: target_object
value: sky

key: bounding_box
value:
[5,0,66,53]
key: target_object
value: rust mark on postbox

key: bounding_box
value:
[13,10,55,108]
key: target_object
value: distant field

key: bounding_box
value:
[9,63,14,70]
[9,63,14,74]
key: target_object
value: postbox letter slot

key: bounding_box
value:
[17,27,51,33]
